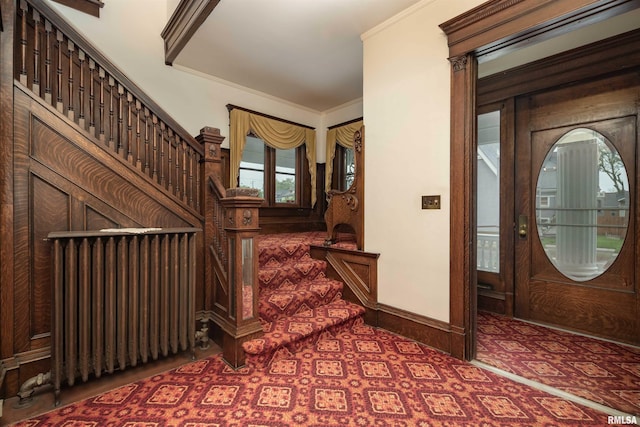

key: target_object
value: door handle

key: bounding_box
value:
[518,215,528,238]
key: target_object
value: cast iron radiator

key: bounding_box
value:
[47,227,199,404]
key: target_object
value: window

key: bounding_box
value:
[239,135,305,206]
[239,136,265,197]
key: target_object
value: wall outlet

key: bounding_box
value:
[422,195,441,209]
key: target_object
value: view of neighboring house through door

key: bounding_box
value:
[475,34,640,347]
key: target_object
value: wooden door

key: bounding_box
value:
[514,72,640,345]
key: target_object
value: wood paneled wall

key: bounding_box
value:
[0,82,204,398]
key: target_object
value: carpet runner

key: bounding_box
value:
[242,232,364,368]
[477,311,640,416]
[10,320,612,427]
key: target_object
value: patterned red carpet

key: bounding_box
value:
[11,319,611,427]
[477,311,640,416]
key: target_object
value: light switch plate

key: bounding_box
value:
[422,195,441,209]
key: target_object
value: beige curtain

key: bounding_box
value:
[325,120,363,192]
[230,108,317,206]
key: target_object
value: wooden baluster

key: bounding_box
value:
[167,128,174,193]
[56,29,64,112]
[187,146,194,206]
[144,108,151,175]
[32,9,41,95]
[135,100,142,169]
[117,84,124,156]
[44,20,52,104]
[88,59,96,136]
[99,67,106,142]
[182,140,188,203]
[67,39,75,121]
[126,91,133,162]
[152,115,159,181]
[108,76,115,150]
[159,122,166,187]
[195,150,201,211]
[174,134,182,199]
[19,0,28,86]
[78,50,86,129]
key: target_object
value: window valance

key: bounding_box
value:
[230,108,318,207]
[325,120,363,192]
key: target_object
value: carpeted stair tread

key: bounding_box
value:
[258,258,327,289]
[243,299,365,356]
[248,232,365,369]
[257,233,318,265]
[259,277,344,323]
[257,231,358,265]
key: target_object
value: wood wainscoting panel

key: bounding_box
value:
[3,84,205,397]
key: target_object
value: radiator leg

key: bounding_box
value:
[17,371,52,406]
[195,318,210,351]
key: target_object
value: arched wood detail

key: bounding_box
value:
[324,126,364,250]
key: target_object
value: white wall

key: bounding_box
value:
[362,0,484,322]
[46,0,322,152]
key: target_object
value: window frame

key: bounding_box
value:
[239,135,308,208]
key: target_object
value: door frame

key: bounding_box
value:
[439,0,640,360]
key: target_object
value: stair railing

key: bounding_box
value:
[15,0,203,213]
[14,0,265,368]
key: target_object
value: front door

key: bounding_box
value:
[514,72,640,345]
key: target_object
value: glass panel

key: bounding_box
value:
[275,147,296,203]
[241,238,254,320]
[239,136,264,197]
[477,111,500,273]
[536,128,629,282]
[229,237,236,319]
[344,148,355,189]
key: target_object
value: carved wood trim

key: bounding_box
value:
[440,0,640,60]
[161,0,221,66]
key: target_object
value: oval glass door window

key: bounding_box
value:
[536,128,629,281]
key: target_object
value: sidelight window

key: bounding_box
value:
[477,111,501,273]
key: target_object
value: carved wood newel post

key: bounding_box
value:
[197,126,225,348]
[221,189,263,367]
[198,126,263,367]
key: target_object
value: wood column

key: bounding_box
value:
[448,53,477,360]
[197,126,224,314]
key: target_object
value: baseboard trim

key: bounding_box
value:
[375,304,451,354]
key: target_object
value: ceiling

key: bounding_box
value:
[171,1,640,113]
[171,0,420,112]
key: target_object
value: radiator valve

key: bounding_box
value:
[17,371,52,403]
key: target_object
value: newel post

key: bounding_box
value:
[196,127,224,326]
[221,188,263,367]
